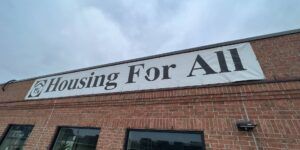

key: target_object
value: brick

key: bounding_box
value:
[0,31,300,150]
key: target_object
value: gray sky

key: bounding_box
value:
[1,0,300,83]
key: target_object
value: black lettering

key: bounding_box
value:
[229,48,246,71]
[187,55,217,77]
[67,79,79,90]
[86,72,95,88]
[58,80,68,91]
[45,77,62,92]
[145,67,160,81]
[126,64,144,83]
[105,73,119,90]
[92,75,105,87]
[215,51,230,73]
[162,64,176,79]
[77,77,88,89]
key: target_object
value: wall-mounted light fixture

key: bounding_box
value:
[236,120,257,131]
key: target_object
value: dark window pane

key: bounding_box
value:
[126,130,205,150]
[0,125,34,150]
[52,127,100,150]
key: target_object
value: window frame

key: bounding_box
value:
[0,124,34,148]
[49,126,101,150]
[123,128,206,150]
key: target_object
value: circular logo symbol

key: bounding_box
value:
[28,80,47,98]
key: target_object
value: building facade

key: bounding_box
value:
[0,29,300,150]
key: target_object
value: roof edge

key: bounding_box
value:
[3,28,300,85]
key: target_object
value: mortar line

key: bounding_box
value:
[240,89,259,150]
[34,100,56,149]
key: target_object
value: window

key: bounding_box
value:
[51,127,100,150]
[125,129,205,150]
[0,124,34,149]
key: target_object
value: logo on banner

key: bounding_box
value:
[28,80,47,98]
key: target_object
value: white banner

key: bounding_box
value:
[25,43,265,100]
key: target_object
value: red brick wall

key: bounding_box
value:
[0,32,300,150]
[251,33,300,80]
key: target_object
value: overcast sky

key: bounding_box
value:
[1,0,300,83]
